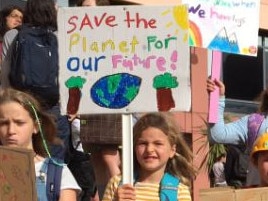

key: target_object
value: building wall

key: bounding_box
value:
[260,0,268,29]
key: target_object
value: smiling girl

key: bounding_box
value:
[102,112,196,201]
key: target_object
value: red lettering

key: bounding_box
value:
[124,11,157,29]
[67,13,118,34]
[148,19,156,28]
[80,14,94,31]
[106,15,117,27]
[67,15,78,34]
[94,13,117,27]
[94,13,107,26]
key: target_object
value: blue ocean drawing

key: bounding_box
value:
[91,73,141,109]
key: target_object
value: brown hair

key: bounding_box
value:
[0,88,60,157]
[133,112,197,186]
[0,5,24,39]
[258,89,268,114]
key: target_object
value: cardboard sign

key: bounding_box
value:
[57,5,191,115]
[200,187,268,201]
[0,146,37,201]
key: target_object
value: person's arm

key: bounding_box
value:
[207,78,248,145]
[59,165,81,201]
[1,29,18,88]
[59,189,78,201]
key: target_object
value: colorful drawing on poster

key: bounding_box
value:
[65,76,86,114]
[171,6,189,42]
[58,5,191,114]
[189,20,202,47]
[207,27,240,54]
[91,73,141,109]
[162,6,189,40]
[183,0,260,56]
[153,72,179,112]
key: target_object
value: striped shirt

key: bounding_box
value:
[102,175,192,201]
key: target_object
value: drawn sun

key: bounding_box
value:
[161,6,188,42]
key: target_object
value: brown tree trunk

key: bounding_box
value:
[156,88,175,111]
[67,88,81,114]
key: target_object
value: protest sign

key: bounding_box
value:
[0,146,36,201]
[58,5,191,114]
[183,0,260,56]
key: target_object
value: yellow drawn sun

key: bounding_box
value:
[162,6,189,42]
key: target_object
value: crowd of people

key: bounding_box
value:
[1,0,268,201]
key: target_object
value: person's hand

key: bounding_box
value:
[67,113,79,122]
[207,78,225,96]
[115,184,136,201]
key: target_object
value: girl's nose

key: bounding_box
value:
[17,18,22,24]
[146,144,154,152]
[7,124,16,135]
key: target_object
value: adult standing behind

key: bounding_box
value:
[0,88,81,201]
[1,0,70,161]
[0,5,23,53]
[224,144,248,188]
[206,78,268,186]
[0,5,23,84]
[212,153,227,187]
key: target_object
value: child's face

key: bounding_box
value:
[135,127,176,176]
[0,102,38,149]
[257,151,268,186]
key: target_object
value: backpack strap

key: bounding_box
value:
[119,172,179,200]
[46,158,64,201]
[159,173,179,201]
[247,113,265,149]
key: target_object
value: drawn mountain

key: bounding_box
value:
[208,27,240,54]
[228,32,240,53]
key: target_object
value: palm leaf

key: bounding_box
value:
[194,115,231,174]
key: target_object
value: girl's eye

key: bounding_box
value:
[16,121,25,126]
[137,142,145,145]
[0,120,8,126]
[137,141,147,146]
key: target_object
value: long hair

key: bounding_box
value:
[24,0,57,30]
[0,88,59,157]
[0,5,23,39]
[133,112,197,186]
[258,89,268,114]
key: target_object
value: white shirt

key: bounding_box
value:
[35,159,81,191]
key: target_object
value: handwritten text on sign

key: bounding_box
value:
[58,6,191,114]
[183,0,260,56]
